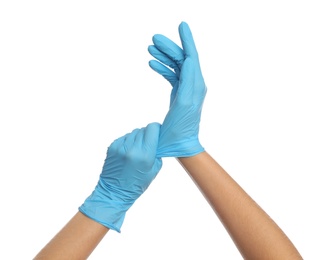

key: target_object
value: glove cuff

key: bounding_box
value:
[79,181,134,232]
[157,140,204,157]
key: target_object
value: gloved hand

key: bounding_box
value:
[79,122,162,232]
[148,21,207,157]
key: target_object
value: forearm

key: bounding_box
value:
[177,152,302,259]
[34,211,109,260]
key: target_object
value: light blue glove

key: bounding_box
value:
[148,21,207,157]
[79,122,162,232]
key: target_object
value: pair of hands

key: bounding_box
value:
[79,22,207,232]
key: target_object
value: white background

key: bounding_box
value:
[1,1,335,259]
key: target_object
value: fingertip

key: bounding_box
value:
[148,59,165,72]
[152,34,163,44]
[178,21,190,33]
[179,21,189,28]
[148,59,156,69]
[152,34,173,48]
[148,45,154,52]
[178,22,197,57]
[148,59,160,70]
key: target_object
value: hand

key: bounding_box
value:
[79,122,162,232]
[148,21,207,157]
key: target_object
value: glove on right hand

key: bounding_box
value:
[148,21,207,157]
[79,122,162,232]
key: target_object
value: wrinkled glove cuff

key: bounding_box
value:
[79,181,134,232]
[157,140,204,158]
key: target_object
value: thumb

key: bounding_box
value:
[143,122,161,154]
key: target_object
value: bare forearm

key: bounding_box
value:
[34,211,109,260]
[178,152,302,259]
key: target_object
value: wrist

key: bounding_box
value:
[157,138,204,157]
[79,180,134,232]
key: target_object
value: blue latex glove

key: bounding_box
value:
[79,122,162,232]
[148,21,207,157]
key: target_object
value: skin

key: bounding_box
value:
[34,123,161,260]
[178,151,303,260]
[33,211,108,260]
[34,22,303,260]
[34,151,303,260]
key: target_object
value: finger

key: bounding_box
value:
[134,123,162,180]
[133,126,145,147]
[177,57,195,101]
[178,21,198,58]
[142,122,161,155]
[152,34,185,67]
[123,128,140,152]
[148,60,179,87]
[107,136,123,154]
[131,123,159,163]
[148,45,180,72]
